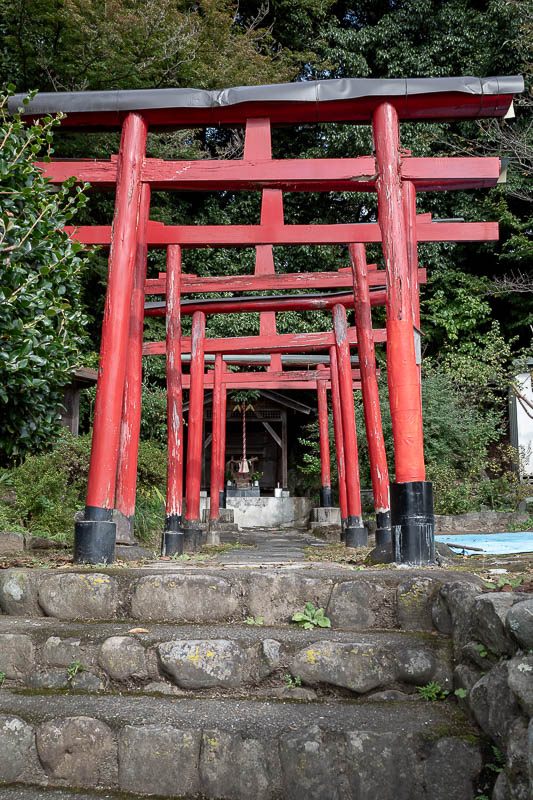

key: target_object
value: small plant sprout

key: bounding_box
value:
[417,682,449,701]
[454,687,468,699]
[0,672,5,687]
[486,746,505,774]
[292,602,331,630]
[284,674,302,688]
[245,617,264,626]
[66,660,85,682]
[474,643,489,659]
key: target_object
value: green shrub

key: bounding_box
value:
[0,430,166,543]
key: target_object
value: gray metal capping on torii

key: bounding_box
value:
[10,75,524,127]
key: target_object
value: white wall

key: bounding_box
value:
[511,371,533,477]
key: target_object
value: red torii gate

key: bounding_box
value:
[144,242,378,554]
[13,74,522,564]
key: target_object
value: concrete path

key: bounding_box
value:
[214,527,329,565]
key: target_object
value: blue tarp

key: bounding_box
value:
[436,532,533,555]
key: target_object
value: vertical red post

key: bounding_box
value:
[373,102,434,563]
[329,345,348,532]
[402,181,421,331]
[219,363,228,509]
[162,245,184,556]
[114,183,151,546]
[209,353,223,523]
[184,310,205,550]
[403,179,422,386]
[245,118,283,373]
[75,112,147,564]
[332,304,366,547]
[350,243,391,545]
[316,365,333,507]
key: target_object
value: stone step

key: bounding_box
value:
[0,565,482,631]
[0,788,136,800]
[0,690,482,800]
[0,617,452,696]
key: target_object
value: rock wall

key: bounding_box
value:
[434,512,530,533]
[433,583,533,799]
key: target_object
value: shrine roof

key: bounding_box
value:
[10,75,523,129]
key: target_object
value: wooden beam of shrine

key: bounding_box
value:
[181,375,361,390]
[145,291,387,316]
[67,219,498,247]
[210,369,362,383]
[146,266,430,295]
[142,326,386,356]
[36,156,501,192]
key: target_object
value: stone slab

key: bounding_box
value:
[0,616,452,694]
[130,573,240,622]
[0,691,481,800]
[310,506,341,525]
[111,509,136,545]
[245,570,333,625]
[289,638,450,693]
[38,573,119,620]
[0,570,43,616]
[115,544,153,562]
[0,533,25,554]
[228,497,313,529]
[0,565,483,631]
[507,597,533,650]
[434,511,529,533]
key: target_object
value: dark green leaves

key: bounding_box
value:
[0,90,91,463]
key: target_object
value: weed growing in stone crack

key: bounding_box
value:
[0,673,5,687]
[484,576,524,590]
[66,660,85,681]
[245,617,264,626]
[454,687,468,698]
[292,602,331,630]
[474,643,489,659]
[486,747,505,774]
[284,674,302,688]
[417,682,449,701]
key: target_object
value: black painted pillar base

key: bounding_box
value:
[344,515,368,548]
[165,514,182,532]
[182,521,203,553]
[375,510,392,546]
[219,489,226,509]
[319,486,333,508]
[161,531,184,557]
[391,481,435,564]
[161,514,184,556]
[74,508,116,564]
[340,518,347,542]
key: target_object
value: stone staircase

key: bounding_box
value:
[0,542,489,799]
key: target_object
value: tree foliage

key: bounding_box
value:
[1,0,531,512]
[0,90,91,463]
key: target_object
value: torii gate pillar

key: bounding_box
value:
[373,103,434,564]
[74,112,147,564]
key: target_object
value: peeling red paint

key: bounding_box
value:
[115,184,150,520]
[329,346,348,520]
[350,243,390,514]
[86,113,147,511]
[373,103,425,484]
[316,365,331,490]
[166,245,184,518]
[185,311,205,522]
[209,353,224,521]
[333,304,362,519]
